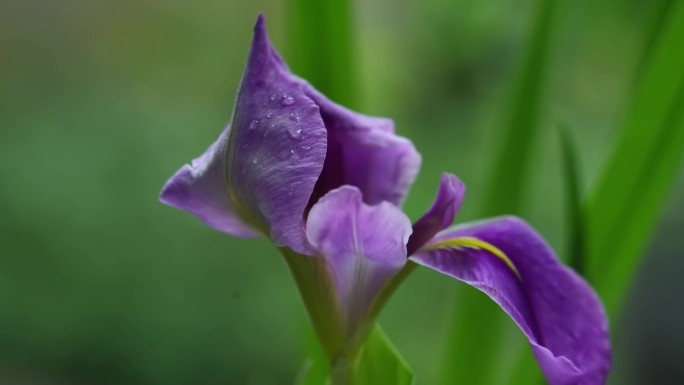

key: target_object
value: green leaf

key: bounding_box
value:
[586,0,684,315]
[441,0,559,384]
[295,327,331,385]
[479,0,557,217]
[287,0,357,108]
[559,124,586,274]
[352,326,414,385]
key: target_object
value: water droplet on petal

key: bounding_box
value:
[265,112,273,119]
[269,94,277,101]
[288,112,301,122]
[286,125,303,139]
[281,93,295,106]
[252,158,258,165]
[249,120,259,130]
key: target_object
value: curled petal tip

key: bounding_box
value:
[441,172,466,195]
[407,173,466,254]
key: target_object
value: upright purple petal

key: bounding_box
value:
[412,217,611,385]
[407,173,465,254]
[305,88,421,209]
[306,186,412,337]
[224,15,328,254]
[160,126,260,238]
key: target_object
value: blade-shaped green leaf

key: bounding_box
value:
[479,0,557,217]
[295,329,330,385]
[559,124,586,274]
[287,0,357,108]
[441,0,559,383]
[586,0,684,314]
[352,326,414,385]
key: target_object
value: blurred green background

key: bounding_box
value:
[1,0,682,384]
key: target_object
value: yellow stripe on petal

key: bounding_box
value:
[422,237,521,280]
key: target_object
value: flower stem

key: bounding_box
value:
[280,248,345,361]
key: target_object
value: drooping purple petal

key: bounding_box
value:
[407,173,465,255]
[306,186,412,335]
[411,217,611,385]
[305,88,421,209]
[222,15,329,254]
[160,126,260,238]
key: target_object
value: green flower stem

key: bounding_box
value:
[281,248,345,361]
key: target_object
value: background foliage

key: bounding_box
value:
[1,0,683,384]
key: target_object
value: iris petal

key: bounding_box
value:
[306,88,421,209]
[224,16,329,254]
[306,186,412,337]
[412,216,611,385]
[407,173,465,254]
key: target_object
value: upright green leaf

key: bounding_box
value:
[479,0,557,217]
[352,326,414,385]
[441,0,559,384]
[287,0,357,107]
[586,0,684,314]
[559,124,586,273]
[295,329,330,385]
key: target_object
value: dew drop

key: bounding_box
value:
[269,94,277,101]
[281,93,295,106]
[286,126,303,139]
[288,112,301,122]
[249,120,259,130]
[265,112,273,119]
[252,158,258,165]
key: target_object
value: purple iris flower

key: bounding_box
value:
[160,15,611,385]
